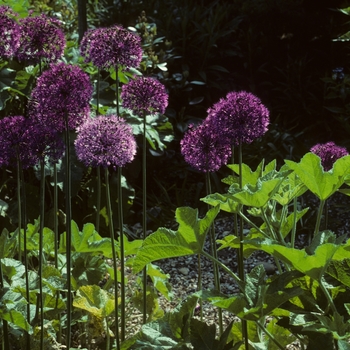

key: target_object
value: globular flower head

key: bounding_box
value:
[80,25,142,70]
[207,90,270,145]
[75,115,137,169]
[30,124,65,164]
[310,141,348,171]
[16,13,65,64]
[0,6,21,58]
[28,62,93,132]
[121,76,168,116]
[0,116,38,168]
[180,121,232,173]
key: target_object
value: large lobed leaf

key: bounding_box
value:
[130,206,219,274]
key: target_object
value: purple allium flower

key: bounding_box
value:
[75,115,137,169]
[28,62,93,132]
[0,6,20,58]
[0,116,39,169]
[206,91,270,145]
[180,121,232,173]
[310,141,348,171]
[30,124,65,164]
[80,25,142,70]
[121,76,168,115]
[16,13,65,64]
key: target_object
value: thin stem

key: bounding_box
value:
[18,157,30,350]
[0,251,10,349]
[96,68,100,115]
[291,197,297,248]
[324,199,328,230]
[16,151,22,261]
[205,172,223,335]
[200,250,243,291]
[53,163,62,344]
[39,158,45,350]
[64,120,72,350]
[319,279,338,314]
[96,167,101,232]
[256,320,285,350]
[105,167,120,350]
[238,142,249,350]
[142,111,147,324]
[313,198,325,242]
[115,65,120,116]
[197,253,203,320]
[117,167,126,341]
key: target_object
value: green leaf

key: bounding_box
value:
[73,285,115,318]
[147,263,173,300]
[201,192,241,213]
[131,206,219,273]
[1,258,25,281]
[251,240,340,281]
[285,153,350,200]
[0,308,32,333]
[190,319,219,349]
[326,259,350,288]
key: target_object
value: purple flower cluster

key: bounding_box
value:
[80,25,142,70]
[0,5,20,58]
[121,76,168,115]
[75,115,137,169]
[181,90,269,172]
[0,116,65,168]
[310,141,348,171]
[16,13,65,64]
[207,91,269,145]
[28,62,93,132]
[180,121,232,173]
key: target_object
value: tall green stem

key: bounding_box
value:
[197,253,203,320]
[205,172,223,335]
[16,151,22,261]
[115,65,120,116]
[104,167,120,350]
[313,198,325,242]
[64,120,72,350]
[142,111,147,324]
[256,320,285,350]
[96,167,101,232]
[117,167,126,341]
[38,158,45,350]
[17,156,30,350]
[238,141,249,349]
[291,197,297,248]
[0,240,9,350]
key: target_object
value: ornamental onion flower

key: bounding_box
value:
[80,25,142,70]
[310,141,348,171]
[0,5,20,59]
[121,76,168,115]
[0,116,38,168]
[75,115,137,170]
[16,13,65,64]
[28,62,93,132]
[180,121,232,173]
[206,90,270,145]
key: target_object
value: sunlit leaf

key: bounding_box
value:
[130,206,219,273]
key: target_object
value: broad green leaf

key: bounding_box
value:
[147,263,173,300]
[285,153,350,200]
[131,206,219,273]
[279,208,309,238]
[227,160,277,186]
[265,318,297,350]
[59,220,112,257]
[228,177,284,208]
[73,285,115,318]
[251,240,340,281]
[1,258,25,281]
[272,171,307,205]
[0,308,32,333]
[201,192,241,213]
[326,259,350,288]
[0,228,17,258]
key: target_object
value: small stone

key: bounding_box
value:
[179,267,189,275]
[261,262,276,275]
